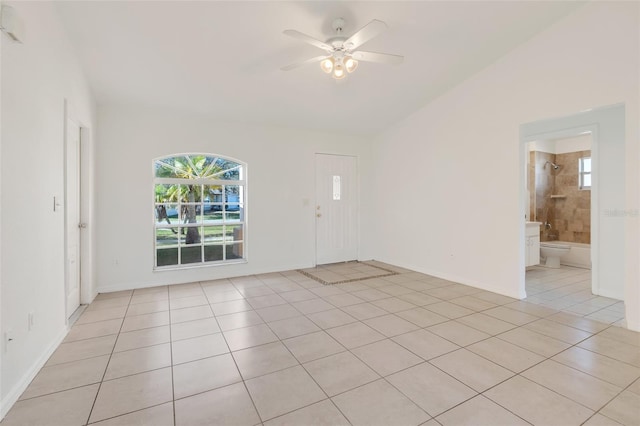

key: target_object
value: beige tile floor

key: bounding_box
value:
[2,262,639,426]
[525,266,626,326]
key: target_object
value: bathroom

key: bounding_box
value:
[520,105,627,326]
[526,134,592,269]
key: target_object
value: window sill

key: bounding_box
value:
[153,259,247,272]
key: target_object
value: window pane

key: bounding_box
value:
[159,185,198,204]
[333,176,341,200]
[156,228,179,247]
[155,184,174,203]
[209,159,242,180]
[204,245,224,262]
[155,160,180,178]
[182,185,202,203]
[204,185,224,203]
[226,243,243,260]
[188,155,214,177]
[155,156,197,179]
[157,248,178,267]
[203,226,223,244]
[582,158,591,172]
[156,155,243,180]
[583,174,592,187]
[203,210,223,224]
[224,225,243,243]
[181,246,202,264]
[156,204,179,224]
[181,226,202,246]
[225,185,241,205]
[182,204,202,224]
[225,206,243,222]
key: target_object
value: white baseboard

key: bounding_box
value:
[0,327,69,420]
[626,319,640,333]
[593,287,624,301]
[96,262,315,294]
[370,258,525,299]
[561,261,591,270]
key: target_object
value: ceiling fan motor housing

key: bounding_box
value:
[328,38,347,51]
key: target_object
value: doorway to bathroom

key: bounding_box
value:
[519,104,627,327]
[526,135,592,264]
[523,135,622,324]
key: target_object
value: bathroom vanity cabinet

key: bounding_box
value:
[525,222,541,267]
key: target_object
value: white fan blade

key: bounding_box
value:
[344,19,387,50]
[283,30,333,52]
[281,55,329,71]
[351,51,404,65]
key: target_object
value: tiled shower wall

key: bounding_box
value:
[529,151,555,236]
[554,150,591,243]
[529,150,591,244]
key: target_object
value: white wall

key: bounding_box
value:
[95,105,373,292]
[553,134,591,154]
[0,1,96,417]
[531,134,591,154]
[370,2,639,329]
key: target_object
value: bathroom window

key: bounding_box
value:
[154,154,246,269]
[579,157,591,190]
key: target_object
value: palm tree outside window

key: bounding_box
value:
[153,154,246,268]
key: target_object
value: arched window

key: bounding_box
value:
[153,154,246,269]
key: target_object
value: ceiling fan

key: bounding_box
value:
[281,17,404,80]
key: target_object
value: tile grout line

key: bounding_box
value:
[278,329,357,424]
[168,286,177,426]
[213,279,264,425]
[473,325,638,420]
[9,265,636,425]
[83,292,134,425]
[62,296,635,419]
[245,270,386,424]
[82,291,174,424]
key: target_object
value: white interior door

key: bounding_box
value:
[65,118,81,318]
[315,154,357,265]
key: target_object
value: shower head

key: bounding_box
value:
[544,161,560,170]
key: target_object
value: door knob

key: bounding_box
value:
[316,213,322,218]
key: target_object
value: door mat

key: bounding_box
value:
[297,261,398,285]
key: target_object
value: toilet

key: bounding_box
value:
[540,242,571,268]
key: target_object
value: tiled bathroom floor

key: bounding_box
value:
[2,263,639,425]
[525,266,626,326]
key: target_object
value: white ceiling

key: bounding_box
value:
[55,1,584,135]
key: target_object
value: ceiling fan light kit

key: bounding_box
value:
[321,54,356,79]
[320,57,334,74]
[282,17,403,80]
[344,57,358,73]
[333,62,346,79]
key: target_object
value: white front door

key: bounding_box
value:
[65,118,81,318]
[315,154,358,265]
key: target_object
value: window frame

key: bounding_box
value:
[579,156,592,190]
[152,153,247,270]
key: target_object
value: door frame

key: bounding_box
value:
[314,153,359,266]
[64,100,92,320]
[64,109,81,319]
[519,103,625,301]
